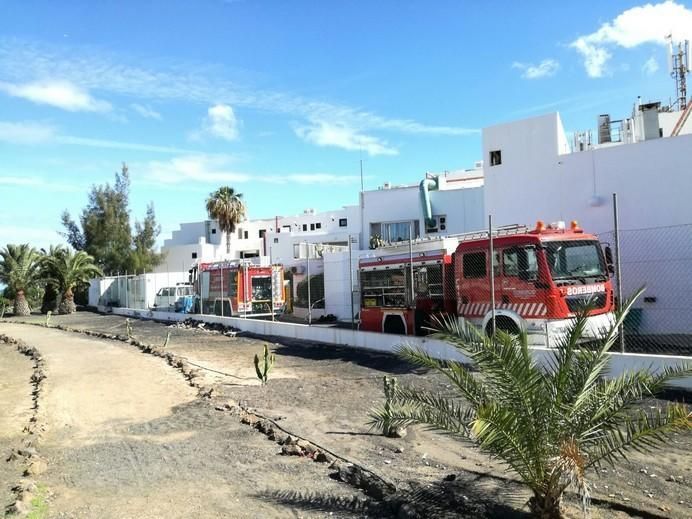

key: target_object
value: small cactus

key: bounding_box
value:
[125,318,133,339]
[254,344,275,385]
[163,331,171,348]
[45,311,52,327]
[381,376,406,438]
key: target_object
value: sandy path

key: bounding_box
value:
[0,343,33,511]
[0,323,363,518]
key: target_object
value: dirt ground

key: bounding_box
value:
[3,311,692,518]
[0,323,364,519]
[0,345,33,512]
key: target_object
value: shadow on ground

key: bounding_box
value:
[260,470,532,519]
[254,334,427,375]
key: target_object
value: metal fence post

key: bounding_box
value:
[489,215,496,338]
[220,264,224,317]
[307,246,312,326]
[408,222,415,306]
[349,235,355,329]
[613,193,625,353]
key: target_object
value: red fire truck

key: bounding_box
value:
[190,260,285,317]
[359,221,615,344]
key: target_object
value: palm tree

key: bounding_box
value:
[206,186,246,255]
[43,249,102,314]
[369,291,691,519]
[40,244,68,314]
[0,244,43,316]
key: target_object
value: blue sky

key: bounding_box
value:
[1,0,690,249]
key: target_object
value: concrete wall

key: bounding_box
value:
[109,307,692,390]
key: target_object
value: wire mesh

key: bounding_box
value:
[599,224,692,355]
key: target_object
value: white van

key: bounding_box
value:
[153,284,194,312]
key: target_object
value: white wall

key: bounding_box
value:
[483,112,692,333]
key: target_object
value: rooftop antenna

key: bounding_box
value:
[667,34,690,111]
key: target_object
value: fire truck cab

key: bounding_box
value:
[456,221,614,345]
[190,259,285,317]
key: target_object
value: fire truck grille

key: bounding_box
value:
[566,293,607,313]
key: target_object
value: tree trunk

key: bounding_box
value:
[226,232,231,254]
[14,290,31,316]
[58,288,77,315]
[528,492,564,519]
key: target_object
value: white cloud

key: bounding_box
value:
[200,104,240,141]
[512,59,560,79]
[0,119,194,154]
[295,120,398,156]
[131,103,162,120]
[0,121,56,144]
[0,175,78,192]
[0,79,111,112]
[0,39,478,137]
[571,1,692,78]
[642,56,660,75]
[0,225,65,250]
[138,154,363,186]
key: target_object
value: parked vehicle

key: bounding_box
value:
[359,221,615,345]
[152,283,194,312]
[190,260,285,317]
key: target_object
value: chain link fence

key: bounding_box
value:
[599,223,692,355]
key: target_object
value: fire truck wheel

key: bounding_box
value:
[486,316,520,337]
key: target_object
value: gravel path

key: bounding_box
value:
[0,323,365,518]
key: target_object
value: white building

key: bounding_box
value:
[483,100,692,334]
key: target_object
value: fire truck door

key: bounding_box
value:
[501,246,539,311]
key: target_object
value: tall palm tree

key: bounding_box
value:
[206,186,246,255]
[0,244,43,316]
[369,291,691,519]
[43,249,102,314]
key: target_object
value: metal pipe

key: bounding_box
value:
[489,215,496,338]
[613,193,625,353]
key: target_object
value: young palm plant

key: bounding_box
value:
[368,290,691,519]
[0,244,43,316]
[43,249,102,314]
[206,186,246,255]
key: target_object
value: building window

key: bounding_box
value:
[259,229,266,238]
[191,252,198,259]
[490,150,502,166]
[302,224,308,231]
[310,223,315,231]
[315,222,322,229]
[211,228,216,234]
[244,230,249,239]
[282,225,291,233]
[371,221,420,243]
[339,218,348,227]
[463,252,486,279]
[273,238,279,244]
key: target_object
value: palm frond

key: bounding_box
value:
[584,403,690,468]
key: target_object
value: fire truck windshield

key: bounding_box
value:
[544,240,607,281]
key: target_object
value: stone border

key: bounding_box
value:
[1,334,49,517]
[4,321,400,505]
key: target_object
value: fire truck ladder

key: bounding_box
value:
[376,224,530,251]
